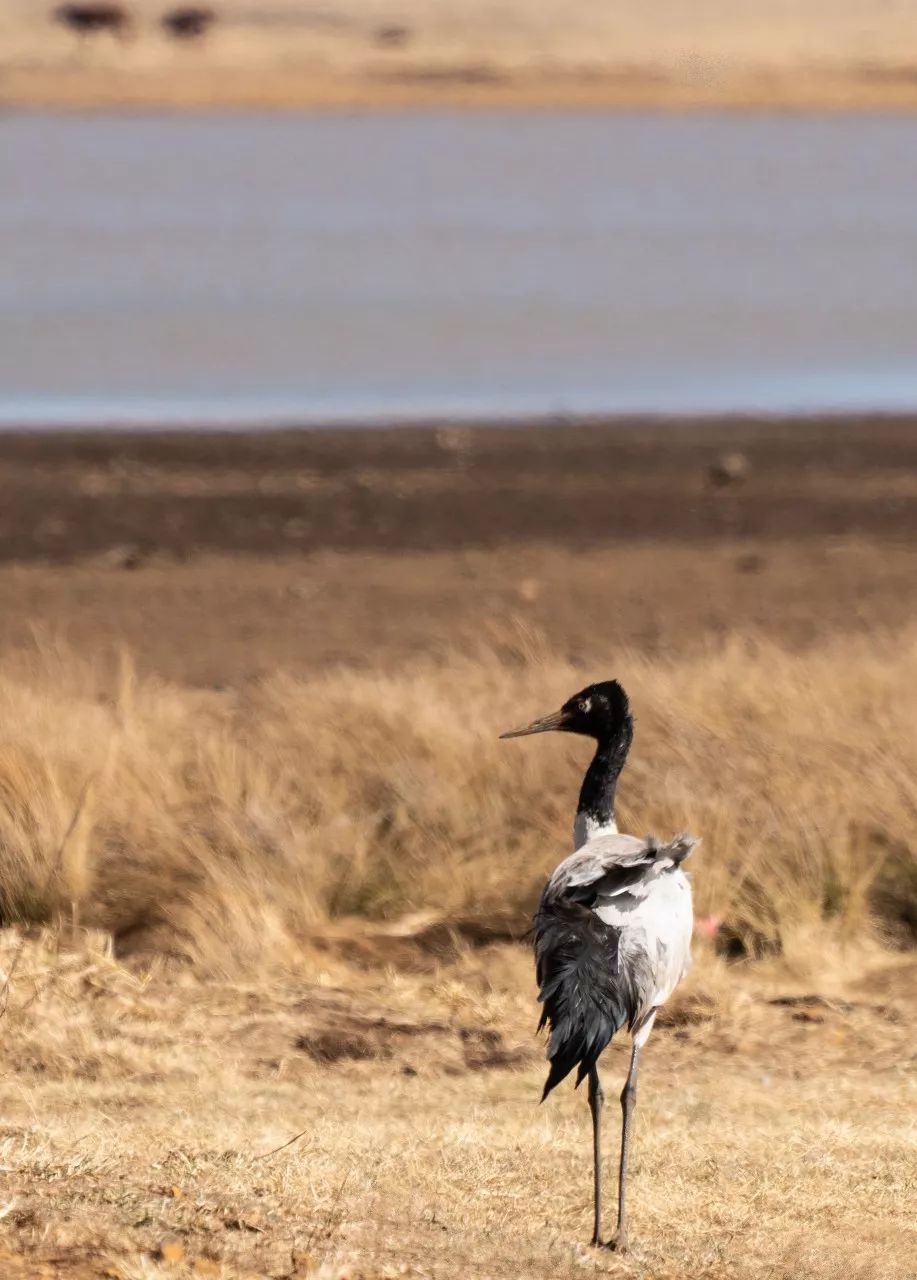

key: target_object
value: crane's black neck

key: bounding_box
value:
[575,715,634,837]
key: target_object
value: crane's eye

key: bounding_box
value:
[578,698,591,714]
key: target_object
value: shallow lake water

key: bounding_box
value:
[3,111,917,426]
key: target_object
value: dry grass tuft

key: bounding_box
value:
[0,630,914,974]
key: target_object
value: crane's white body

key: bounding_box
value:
[543,831,695,1039]
[596,862,693,1037]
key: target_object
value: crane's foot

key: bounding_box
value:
[590,1233,605,1249]
[607,1229,628,1254]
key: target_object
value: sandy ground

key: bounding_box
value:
[4,0,917,110]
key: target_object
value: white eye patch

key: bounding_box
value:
[579,698,592,713]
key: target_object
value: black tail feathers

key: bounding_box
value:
[533,898,633,1101]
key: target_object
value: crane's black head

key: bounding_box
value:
[500,680,631,743]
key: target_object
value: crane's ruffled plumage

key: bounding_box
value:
[534,833,697,1099]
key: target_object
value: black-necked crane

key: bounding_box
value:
[501,679,698,1252]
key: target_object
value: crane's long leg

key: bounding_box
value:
[587,1066,604,1246]
[609,1042,641,1253]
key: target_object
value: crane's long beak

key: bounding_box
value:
[500,708,568,739]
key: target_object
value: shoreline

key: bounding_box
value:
[2,413,916,565]
[5,68,917,115]
[3,407,917,437]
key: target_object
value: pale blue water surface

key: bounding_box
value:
[2,112,916,426]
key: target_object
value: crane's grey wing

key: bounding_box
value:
[548,832,697,902]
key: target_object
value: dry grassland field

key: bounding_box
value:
[4,0,917,110]
[0,418,915,1280]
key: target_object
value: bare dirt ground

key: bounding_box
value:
[0,417,914,1278]
[0,416,916,684]
[4,0,917,111]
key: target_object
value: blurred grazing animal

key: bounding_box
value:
[161,6,215,39]
[501,681,698,1251]
[53,3,131,38]
[374,23,411,47]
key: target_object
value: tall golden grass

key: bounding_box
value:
[0,628,914,974]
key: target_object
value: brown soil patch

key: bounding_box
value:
[0,418,915,687]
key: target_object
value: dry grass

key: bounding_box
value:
[0,629,915,973]
[0,629,914,1278]
[0,929,914,1280]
